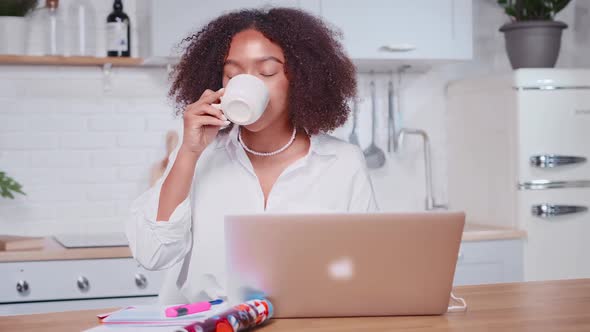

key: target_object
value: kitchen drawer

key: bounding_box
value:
[0,258,164,303]
[453,239,524,286]
[517,89,590,182]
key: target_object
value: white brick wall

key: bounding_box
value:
[0,65,178,236]
[1,0,589,236]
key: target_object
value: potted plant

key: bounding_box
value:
[0,0,38,55]
[0,171,26,199]
[498,0,571,69]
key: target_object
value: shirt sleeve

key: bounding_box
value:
[125,140,193,271]
[348,148,379,213]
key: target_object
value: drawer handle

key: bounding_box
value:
[135,273,148,289]
[16,280,30,296]
[530,154,587,168]
[519,179,590,190]
[532,204,588,218]
[77,276,90,292]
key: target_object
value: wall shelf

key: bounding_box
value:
[0,55,144,67]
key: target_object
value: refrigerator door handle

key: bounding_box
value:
[519,180,590,190]
[531,204,588,218]
[530,154,587,168]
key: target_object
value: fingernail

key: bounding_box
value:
[218,88,225,93]
[221,114,227,121]
[223,120,231,126]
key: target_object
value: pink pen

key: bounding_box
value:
[165,301,211,317]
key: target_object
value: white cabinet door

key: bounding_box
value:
[453,239,524,286]
[320,0,472,61]
[150,0,321,58]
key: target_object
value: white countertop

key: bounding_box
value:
[0,224,526,262]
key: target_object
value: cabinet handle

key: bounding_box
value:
[531,204,588,218]
[530,154,587,168]
[378,44,416,52]
[77,276,90,292]
[135,273,148,289]
[16,280,30,296]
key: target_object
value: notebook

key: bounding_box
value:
[96,304,230,327]
[84,299,273,332]
[84,326,182,332]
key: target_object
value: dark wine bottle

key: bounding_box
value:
[106,0,130,57]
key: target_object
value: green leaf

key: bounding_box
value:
[501,0,573,21]
[0,171,26,199]
[0,0,39,17]
[553,0,571,16]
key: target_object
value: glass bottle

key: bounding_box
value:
[45,0,63,55]
[66,0,96,56]
[106,0,131,57]
[27,0,64,55]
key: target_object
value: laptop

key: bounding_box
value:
[224,212,465,318]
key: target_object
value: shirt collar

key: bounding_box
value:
[215,125,338,157]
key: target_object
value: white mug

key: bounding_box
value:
[213,74,270,126]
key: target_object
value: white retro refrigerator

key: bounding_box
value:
[447,69,590,281]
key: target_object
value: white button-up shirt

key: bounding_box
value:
[126,125,378,304]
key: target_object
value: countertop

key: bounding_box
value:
[461,223,527,242]
[1,279,587,332]
[0,224,526,263]
[0,237,131,263]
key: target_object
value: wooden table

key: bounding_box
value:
[1,279,588,332]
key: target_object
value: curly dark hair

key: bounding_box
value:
[169,7,356,135]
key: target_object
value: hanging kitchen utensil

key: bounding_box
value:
[387,74,395,152]
[363,78,386,169]
[392,65,411,153]
[349,98,360,146]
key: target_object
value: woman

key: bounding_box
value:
[127,7,377,304]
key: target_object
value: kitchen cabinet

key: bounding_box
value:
[150,0,321,59]
[320,0,472,62]
[0,296,158,316]
[454,239,524,286]
[0,258,165,316]
[149,0,472,65]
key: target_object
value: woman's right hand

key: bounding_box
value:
[180,88,229,155]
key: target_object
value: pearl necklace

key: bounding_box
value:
[238,126,297,157]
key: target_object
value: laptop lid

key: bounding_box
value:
[225,212,465,318]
